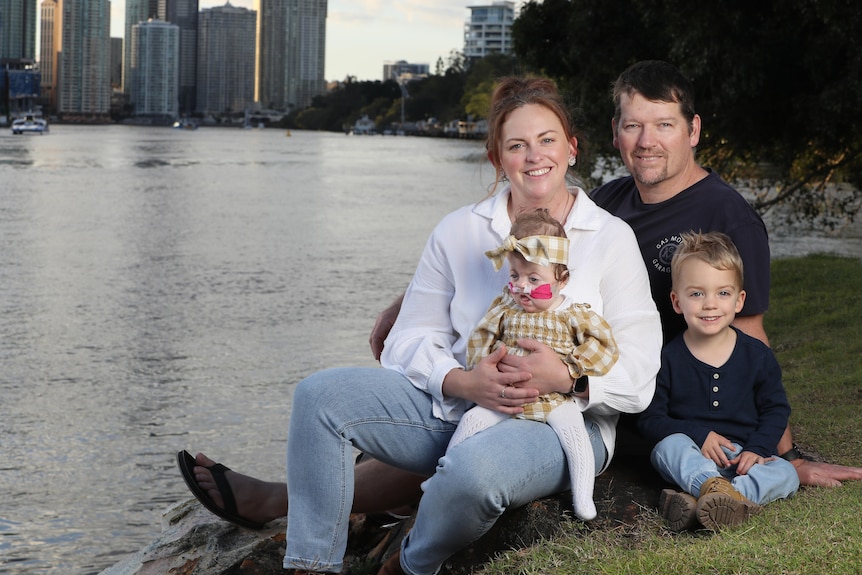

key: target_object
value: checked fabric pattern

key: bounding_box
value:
[466,290,619,422]
[485,234,569,271]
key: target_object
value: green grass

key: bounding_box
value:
[476,254,862,575]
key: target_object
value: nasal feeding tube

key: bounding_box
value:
[508,281,553,300]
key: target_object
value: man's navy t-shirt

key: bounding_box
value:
[591,170,770,342]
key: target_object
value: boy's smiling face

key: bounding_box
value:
[670,257,745,338]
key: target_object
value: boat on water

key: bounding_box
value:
[351,115,376,135]
[172,118,198,130]
[11,114,49,135]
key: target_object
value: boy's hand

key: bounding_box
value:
[701,431,735,468]
[731,450,774,475]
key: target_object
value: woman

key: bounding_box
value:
[179,77,662,575]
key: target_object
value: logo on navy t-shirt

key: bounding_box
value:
[652,235,682,275]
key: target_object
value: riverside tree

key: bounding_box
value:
[512,0,862,226]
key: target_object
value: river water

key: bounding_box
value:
[1,126,861,575]
[0,126,489,574]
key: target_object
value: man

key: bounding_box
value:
[590,60,861,487]
[591,60,769,345]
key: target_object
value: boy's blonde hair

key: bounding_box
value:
[671,231,744,289]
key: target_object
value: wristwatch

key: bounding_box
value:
[572,375,589,394]
[780,443,803,461]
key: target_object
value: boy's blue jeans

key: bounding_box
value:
[650,432,800,504]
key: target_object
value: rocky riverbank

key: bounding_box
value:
[99,429,664,575]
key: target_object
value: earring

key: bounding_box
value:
[501,172,509,182]
[568,156,577,167]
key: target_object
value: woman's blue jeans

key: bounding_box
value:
[650,433,800,505]
[282,367,606,575]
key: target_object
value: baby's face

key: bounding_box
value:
[507,255,565,313]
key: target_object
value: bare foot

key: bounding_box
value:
[796,458,862,487]
[192,452,288,525]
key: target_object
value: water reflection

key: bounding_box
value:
[0,126,487,575]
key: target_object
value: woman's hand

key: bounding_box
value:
[497,339,573,395]
[443,345,538,415]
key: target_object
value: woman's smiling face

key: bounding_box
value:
[498,104,576,205]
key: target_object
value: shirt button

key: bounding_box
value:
[713,386,719,392]
[713,401,720,407]
[713,373,720,379]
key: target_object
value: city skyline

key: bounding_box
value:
[108,0,475,82]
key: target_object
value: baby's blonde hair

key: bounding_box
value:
[671,231,744,290]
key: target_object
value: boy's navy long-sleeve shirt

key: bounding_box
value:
[637,327,790,457]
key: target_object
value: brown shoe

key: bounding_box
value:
[377,551,406,575]
[696,477,761,530]
[658,488,699,531]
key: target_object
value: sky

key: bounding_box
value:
[108,1,476,82]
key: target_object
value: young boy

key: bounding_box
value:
[637,231,799,531]
[447,209,619,521]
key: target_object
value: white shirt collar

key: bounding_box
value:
[472,183,603,238]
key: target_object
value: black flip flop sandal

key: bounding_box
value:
[176,450,267,530]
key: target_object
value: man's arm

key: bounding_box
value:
[369,293,404,360]
[732,313,768,346]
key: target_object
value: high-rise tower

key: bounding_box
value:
[0,0,37,62]
[39,0,61,111]
[196,3,256,116]
[58,0,111,117]
[158,0,198,115]
[1,0,39,118]
[285,0,326,111]
[130,19,179,118]
[123,0,158,92]
[254,0,287,110]
[464,1,514,61]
